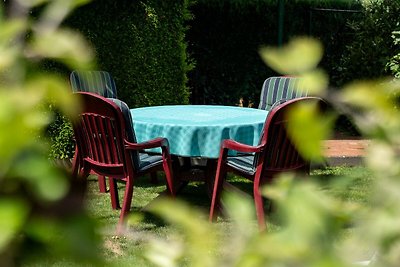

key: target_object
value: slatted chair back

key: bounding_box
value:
[258,76,308,111]
[73,92,133,178]
[256,97,317,180]
[70,70,117,98]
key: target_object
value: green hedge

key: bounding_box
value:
[187,0,361,106]
[66,0,192,108]
[48,0,193,159]
[339,0,400,84]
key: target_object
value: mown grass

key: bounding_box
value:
[312,165,373,205]
[22,165,374,266]
[92,166,373,265]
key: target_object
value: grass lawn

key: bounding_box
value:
[22,165,374,266]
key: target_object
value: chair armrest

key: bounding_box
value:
[221,139,264,153]
[271,98,290,110]
[124,137,169,151]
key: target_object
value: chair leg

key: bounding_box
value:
[205,159,217,197]
[162,155,175,196]
[109,177,120,210]
[72,147,83,179]
[209,161,227,222]
[253,183,266,231]
[117,178,134,229]
[71,154,79,178]
[98,175,107,193]
[80,166,91,180]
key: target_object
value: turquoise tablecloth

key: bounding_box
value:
[130,105,268,159]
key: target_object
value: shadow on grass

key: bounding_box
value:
[86,166,372,232]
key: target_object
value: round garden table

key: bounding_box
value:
[130,105,268,159]
[130,105,268,192]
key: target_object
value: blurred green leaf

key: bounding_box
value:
[0,90,52,172]
[0,198,29,251]
[26,75,81,119]
[29,29,94,70]
[0,47,19,71]
[298,69,329,95]
[35,0,92,34]
[0,18,27,43]
[126,212,144,227]
[146,238,183,267]
[261,175,354,266]
[15,0,49,8]
[259,37,323,75]
[24,216,102,264]
[365,141,398,175]
[222,190,257,235]
[286,100,335,162]
[0,19,27,71]
[341,79,400,138]
[18,156,69,201]
[148,198,217,267]
[0,1,102,264]
[342,79,397,113]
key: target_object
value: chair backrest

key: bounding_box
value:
[70,70,118,98]
[72,92,140,177]
[258,97,325,177]
[258,76,308,111]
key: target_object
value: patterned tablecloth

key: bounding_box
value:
[130,105,268,159]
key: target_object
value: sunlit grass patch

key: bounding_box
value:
[67,166,374,266]
[311,166,374,205]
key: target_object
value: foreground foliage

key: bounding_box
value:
[2,1,400,267]
[0,0,102,265]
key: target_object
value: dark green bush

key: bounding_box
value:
[47,114,75,160]
[187,0,361,105]
[65,0,193,108]
[339,0,400,85]
[187,1,275,105]
[387,31,400,79]
[48,0,193,159]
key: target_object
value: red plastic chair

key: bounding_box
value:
[70,70,118,193]
[71,92,175,228]
[209,97,326,230]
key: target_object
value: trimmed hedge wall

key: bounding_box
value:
[47,0,193,159]
[187,2,275,106]
[187,0,361,106]
[66,0,192,107]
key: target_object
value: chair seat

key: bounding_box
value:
[139,153,164,171]
[227,155,256,176]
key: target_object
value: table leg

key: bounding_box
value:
[170,156,218,198]
[171,156,189,194]
[205,159,217,198]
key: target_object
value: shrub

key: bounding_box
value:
[65,0,193,108]
[339,0,400,84]
[47,0,194,159]
[47,114,75,160]
[0,1,102,265]
[387,30,400,79]
[187,0,361,105]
